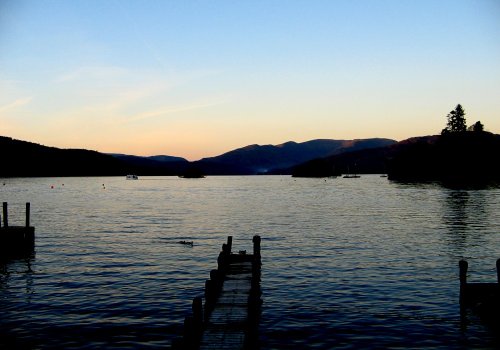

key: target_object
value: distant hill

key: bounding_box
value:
[269,136,436,177]
[108,154,188,175]
[109,154,187,164]
[107,153,187,164]
[1,136,129,177]
[0,136,399,177]
[200,138,397,174]
[17,134,490,179]
[0,137,190,177]
[148,155,188,163]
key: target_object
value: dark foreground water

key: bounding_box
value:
[1,176,499,349]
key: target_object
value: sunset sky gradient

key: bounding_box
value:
[1,0,499,160]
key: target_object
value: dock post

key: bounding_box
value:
[183,316,194,350]
[459,260,468,306]
[192,296,203,342]
[497,259,500,284]
[253,235,261,260]
[204,279,216,321]
[26,202,30,227]
[2,202,8,227]
[226,235,233,252]
[459,260,468,286]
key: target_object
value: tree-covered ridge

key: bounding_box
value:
[388,104,499,185]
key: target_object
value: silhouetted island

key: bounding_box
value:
[387,131,500,186]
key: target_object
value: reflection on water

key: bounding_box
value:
[442,189,494,262]
[444,190,470,231]
[0,176,499,349]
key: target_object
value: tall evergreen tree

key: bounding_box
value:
[442,104,467,134]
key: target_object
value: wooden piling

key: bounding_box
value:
[0,202,35,259]
[26,202,30,227]
[2,202,8,227]
[497,259,500,284]
[459,259,500,325]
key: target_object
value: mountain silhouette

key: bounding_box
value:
[3,133,496,184]
[199,138,396,174]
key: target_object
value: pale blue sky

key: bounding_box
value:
[1,0,499,159]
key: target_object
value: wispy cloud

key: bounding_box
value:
[0,97,32,114]
[55,66,128,83]
[125,100,226,123]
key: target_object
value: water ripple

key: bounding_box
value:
[1,176,499,349]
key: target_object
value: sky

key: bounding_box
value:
[1,0,499,160]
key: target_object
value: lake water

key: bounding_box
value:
[1,175,499,349]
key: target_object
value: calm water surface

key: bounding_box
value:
[1,176,499,349]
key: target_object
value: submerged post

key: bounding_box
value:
[26,202,30,227]
[3,202,7,227]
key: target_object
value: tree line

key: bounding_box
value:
[441,104,484,134]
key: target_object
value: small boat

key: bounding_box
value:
[343,166,360,178]
[126,175,139,180]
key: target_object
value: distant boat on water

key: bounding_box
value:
[126,175,139,180]
[343,166,360,178]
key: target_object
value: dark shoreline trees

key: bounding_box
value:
[442,104,467,134]
[388,105,498,185]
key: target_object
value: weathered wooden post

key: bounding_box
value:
[183,316,194,350]
[497,259,500,284]
[252,235,262,279]
[3,202,8,227]
[253,235,261,260]
[26,202,30,227]
[459,260,468,286]
[192,296,203,343]
[459,260,468,305]
[226,235,233,253]
[204,279,216,321]
[210,269,222,291]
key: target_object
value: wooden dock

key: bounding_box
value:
[0,202,35,258]
[459,259,500,325]
[174,235,262,350]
